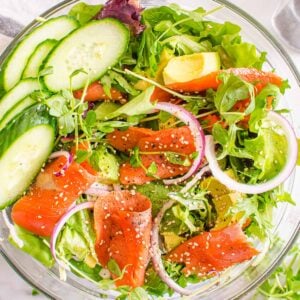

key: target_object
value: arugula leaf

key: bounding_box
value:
[135,26,162,77]
[249,83,281,133]
[142,6,177,28]
[231,188,294,240]
[258,242,300,299]
[9,226,54,268]
[164,152,191,166]
[212,123,252,160]
[97,120,134,133]
[136,182,180,216]
[101,70,138,96]
[214,73,255,125]
[69,2,103,25]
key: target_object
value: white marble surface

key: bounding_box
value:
[0,0,299,299]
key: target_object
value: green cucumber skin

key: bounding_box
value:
[0,16,79,92]
[0,104,57,157]
[0,78,39,122]
[0,104,57,209]
[22,39,58,79]
[0,97,35,131]
[43,18,130,92]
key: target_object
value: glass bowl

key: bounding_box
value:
[0,0,299,299]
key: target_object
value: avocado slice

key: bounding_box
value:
[163,52,221,85]
[162,232,186,252]
[90,146,119,184]
[201,171,243,230]
[156,48,175,84]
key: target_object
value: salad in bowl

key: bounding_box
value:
[0,0,298,298]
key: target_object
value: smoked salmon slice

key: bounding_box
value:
[11,156,95,236]
[120,154,189,185]
[167,68,283,93]
[137,126,195,155]
[73,81,124,102]
[167,223,259,276]
[108,126,195,184]
[107,127,155,152]
[94,191,152,287]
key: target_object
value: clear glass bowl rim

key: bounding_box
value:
[0,0,299,299]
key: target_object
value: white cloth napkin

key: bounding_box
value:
[0,0,61,26]
[0,0,62,53]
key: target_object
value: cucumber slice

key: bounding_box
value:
[22,39,57,79]
[43,19,129,92]
[1,16,79,91]
[0,104,57,209]
[0,97,35,131]
[0,78,39,123]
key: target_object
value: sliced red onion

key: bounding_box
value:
[155,102,205,185]
[180,165,210,194]
[84,182,112,196]
[151,200,193,296]
[49,151,73,177]
[50,202,95,269]
[205,111,298,194]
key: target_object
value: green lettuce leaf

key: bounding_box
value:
[9,226,54,268]
[222,42,266,69]
[69,259,102,282]
[69,2,103,25]
[57,205,98,268]
[244,118,288,180]
[105,86,155,120]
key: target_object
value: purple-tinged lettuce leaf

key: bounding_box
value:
[96,0,145,35]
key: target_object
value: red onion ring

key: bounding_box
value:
[155,102,205,185]
[84,183,112,196]
[50,202,122,297]
[49,151,73,177]
[50,202,95,269]
[151,200,193,296]
[205,111,298,194]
